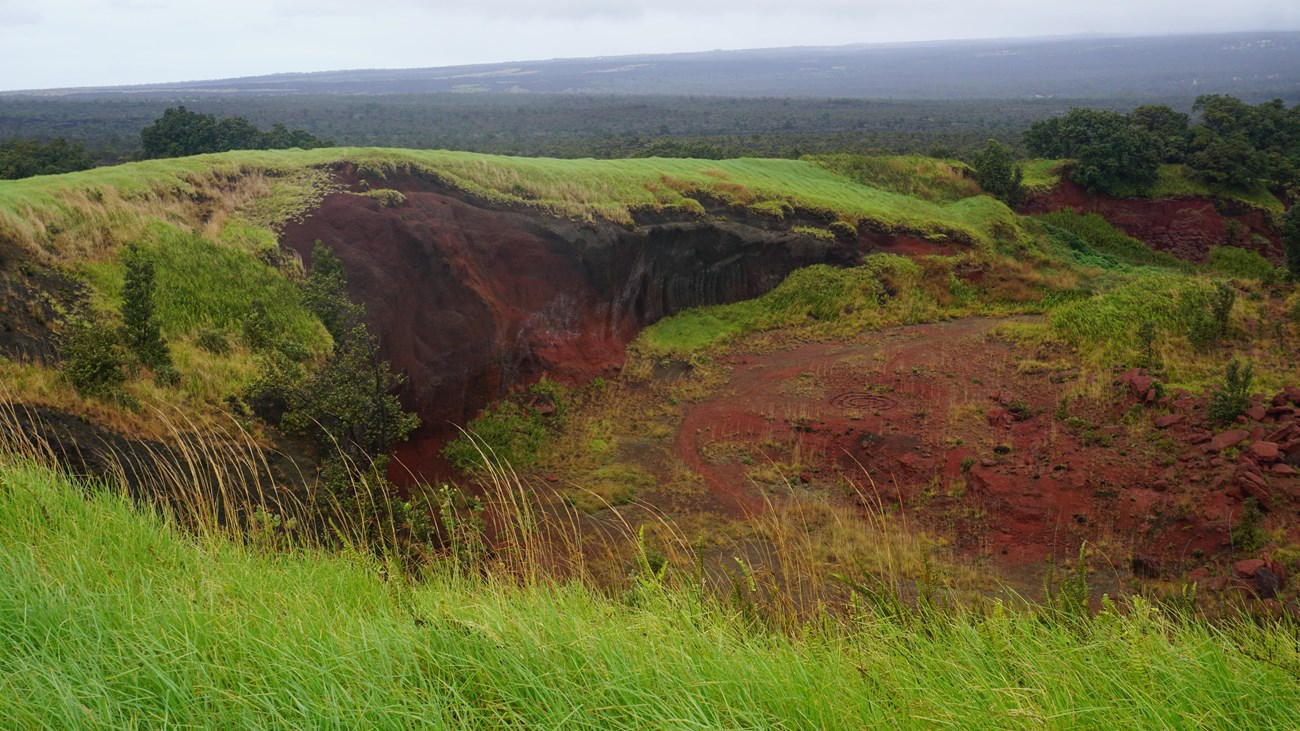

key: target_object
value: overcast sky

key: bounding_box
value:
[3,0,1299,91]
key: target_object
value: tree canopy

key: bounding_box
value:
[0,138,92,179]
[140,106,332,159]
[1025,96,1300,196]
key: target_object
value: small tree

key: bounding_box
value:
[1209,358,1253,425]
[1282,205,1300,280]
[120,244,177,385]
[970,140,1025,207]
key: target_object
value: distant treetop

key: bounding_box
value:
[140,106,332,159]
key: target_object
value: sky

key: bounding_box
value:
[2,0,1299,91]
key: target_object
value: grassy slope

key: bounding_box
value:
[2,458,1298,729]
[0,148,1016,246]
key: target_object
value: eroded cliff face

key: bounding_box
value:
[1022,179,1282,263]
[277,169,869,457]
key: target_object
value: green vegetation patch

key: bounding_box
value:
[1147,165,1284,213]
[78,221,328,352]
[804,154,981,203]
[2,458,1299,728]
[1035,210,1189,272]
[638,252,1054,357]
[1205,245,1280,282]
[1019,159,1069,193]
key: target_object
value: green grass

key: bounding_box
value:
[1205,245,1281,282]
[1020,159,1069,193]
[1147,165,1284,213]
[0,148,1018,249]
[78,221,328,349]
[638,252,1061,357]
[804,154,981,202]
[2,457,1299,728]
[1035,210,1191,272]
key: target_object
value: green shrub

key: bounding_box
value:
[1206,246,1277,282]
[444,380,567,473]
[195,328,230,354]
[59,317,131,404]
[1283,205,1300,280]
[1231,498,1266,552]
[828,220,858,239]
[1135,319,1161,371]
[120,243,176,385]
[1208,358,1253,425]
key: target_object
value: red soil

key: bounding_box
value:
[669,317,1300,581]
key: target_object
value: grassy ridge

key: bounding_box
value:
[1,458,1298,728]
[0,148,1016,248]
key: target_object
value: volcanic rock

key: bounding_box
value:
[1246,441,1280,462]
[1206,429,1250,453]
[1154,414,1185,429]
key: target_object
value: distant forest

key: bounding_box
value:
[5,32,1298,168]
[0,93,1171,166]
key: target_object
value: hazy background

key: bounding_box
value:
[3,0,1300,90]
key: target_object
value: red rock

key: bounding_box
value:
[1245,405,1267,422]
[1247,441,1280,462]
[1154,414,1185,428]
[1273,392,1290,407]
[1267,560,1290,590]
[1116,368,1155,399]
[1238,472,1273,511]
[1272,463,1297,476]
[1187,431,1212,445]
[1233,559,1266,578]
[986,409,1013,428]
[1206,429,1250,453]
[1265,406,1295,418]
[1187,567,1211,583]
[1265,425,1295,443]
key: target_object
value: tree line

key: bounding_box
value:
[1022,95,1300,196]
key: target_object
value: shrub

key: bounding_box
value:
[1283,205,1300,280]
[60,317,131,404]
[1210,281,1235,339]
[1135,319,1161,371]
[1206,246,1277,282]
[970,140,1025,206]
[120,244,177,385]
[195,328,230,355]
[828,220,858,239]
[444,380,567,473]
[1231,498,1266,552]
[1208,358,1253,425]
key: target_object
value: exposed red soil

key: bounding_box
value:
[669,317,1299,584]
[277,167,957,483]
[1022,178,1281,263]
